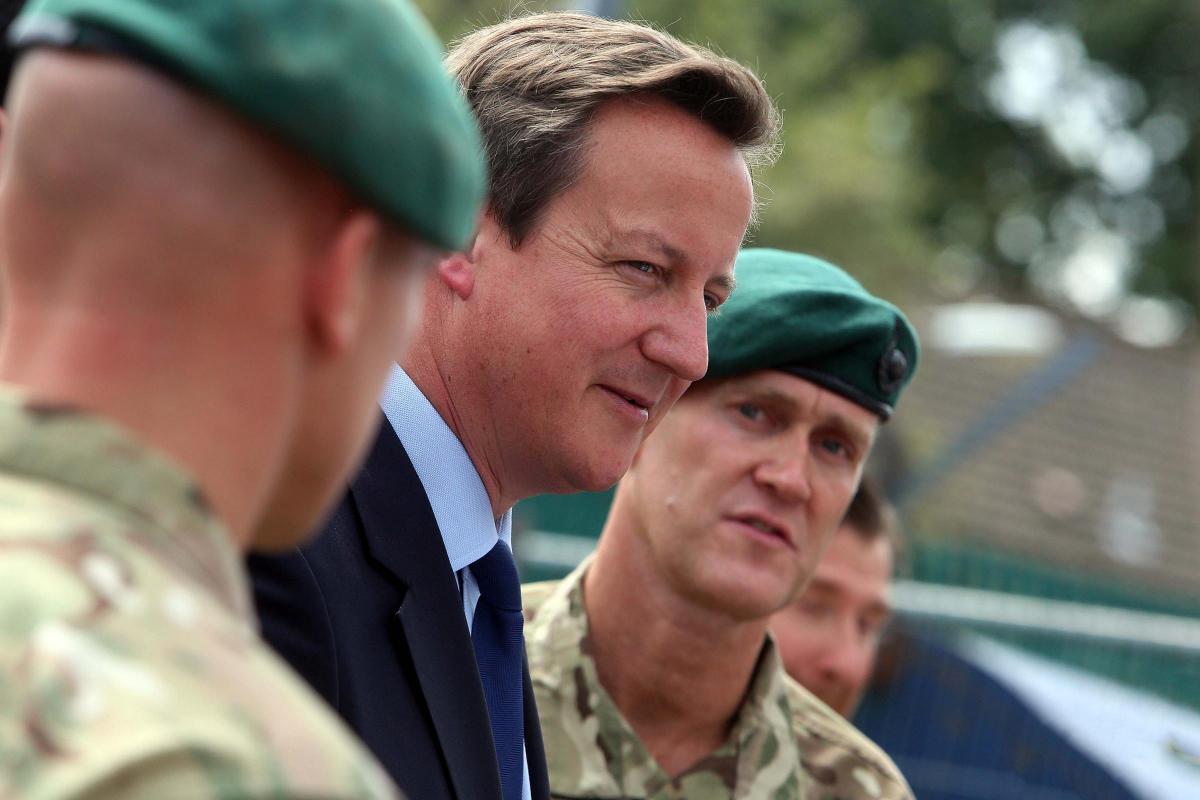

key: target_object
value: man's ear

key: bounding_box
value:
[435,250,474,300]
[435,205,495,300]
[305,209,382,355]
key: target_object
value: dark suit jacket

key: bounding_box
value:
[248,420,550,800]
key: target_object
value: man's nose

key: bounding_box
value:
[639,295,709,382]
[754,444,813,504]
[816,627,873,688]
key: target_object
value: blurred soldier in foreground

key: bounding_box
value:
[0,0,483,797]
[250,13,778,800]
[772,479,898,718]
[0,0,25,98]
[523,249,919,799]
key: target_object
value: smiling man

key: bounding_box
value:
[249,13,778,800]
[522,249,919,799]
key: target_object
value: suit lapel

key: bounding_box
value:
[523,655,551,800]
[351,420,503,800]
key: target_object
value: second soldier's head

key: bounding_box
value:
[607,248,918,620]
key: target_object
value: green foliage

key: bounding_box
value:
[414,0,557,40]
[415,0,1200,321]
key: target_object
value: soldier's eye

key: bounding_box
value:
[738,403,763,421]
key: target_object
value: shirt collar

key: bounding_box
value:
[0,384,249,620]
[379,365,510,572]
[528,557,803,797]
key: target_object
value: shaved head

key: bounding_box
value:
[0,50,432,547]
[0,50,352,315]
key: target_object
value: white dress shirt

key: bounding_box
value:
[380,365,531,800]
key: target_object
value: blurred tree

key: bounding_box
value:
[415,0,1200,341]
[859,0,1200,344]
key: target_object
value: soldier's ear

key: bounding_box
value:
[304,209,382,355]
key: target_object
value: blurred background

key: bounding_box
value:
[417,1,1200,798]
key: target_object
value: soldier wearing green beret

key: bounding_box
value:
[0,0,484,797]
[522,248,919,800]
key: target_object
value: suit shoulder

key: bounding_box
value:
[784,677,913,800]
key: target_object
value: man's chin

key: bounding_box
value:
[569,465,627,494]
[248,493,335,553]
[248,517,319,553]
[826,693,858,719]
[681,570,793,622]
[561,449,637,494]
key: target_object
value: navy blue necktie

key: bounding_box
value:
[471,540,524,800]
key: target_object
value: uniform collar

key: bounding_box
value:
[526,556,805,798]
[0,384,250,621]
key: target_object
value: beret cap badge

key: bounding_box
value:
[876,320,909,394]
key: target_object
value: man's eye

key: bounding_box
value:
[626,261,656,275]
[704,293,720,312]
[738,403,763,421]
[799,599,836,621]
[861,615,888,641]
[819,438,849,458]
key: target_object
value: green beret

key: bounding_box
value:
[11,0,486,251]
[707,248,919,420]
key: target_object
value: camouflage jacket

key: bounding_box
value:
[523,560,913,800]
[0,387,397,799]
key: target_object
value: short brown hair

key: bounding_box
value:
[445,12,780,245]
[842,477,899,548]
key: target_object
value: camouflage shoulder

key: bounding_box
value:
[3,721,400,800]
[784,677,914,800]
[0,526,397,798]
[0,639,400,799]
[521,578,561,623]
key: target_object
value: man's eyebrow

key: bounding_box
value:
[611,227,735,293]
[618,227,687,264]
[746,388,875,446]
[803,577,840,596]
[825,412,875,451]
[710,273,736,294]
[751,388,804,412]
[806,579,893,617]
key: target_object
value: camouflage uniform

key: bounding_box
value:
[0,387,397,799]
[523,559,912,800]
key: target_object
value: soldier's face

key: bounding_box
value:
[317,235,432,502]
[623,370,879,619]
[771,526,893,717]
[254,227,434,550]
[448,95,752,497]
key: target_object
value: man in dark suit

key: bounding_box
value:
[249,12,779,800]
